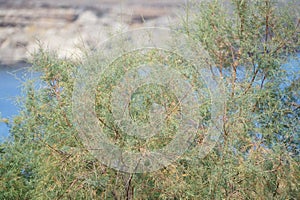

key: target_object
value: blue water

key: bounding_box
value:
[0,64,29,141]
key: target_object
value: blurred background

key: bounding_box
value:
[0,0,185,140]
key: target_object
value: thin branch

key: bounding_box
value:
[125,173,133,200]
[244,68,259,95]
[260,75,267,89]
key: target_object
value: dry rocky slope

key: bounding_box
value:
[0,0,184,66]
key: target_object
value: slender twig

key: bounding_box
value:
[125,173,133,200]
[244,68,259,95]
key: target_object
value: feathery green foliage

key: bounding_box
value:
[0,0,299,199]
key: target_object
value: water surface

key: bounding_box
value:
[0,63,28,141]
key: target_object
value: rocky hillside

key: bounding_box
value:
[0,0,184,66]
